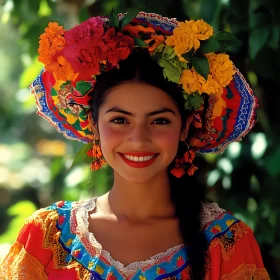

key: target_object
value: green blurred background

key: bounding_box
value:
[0,0,280,278]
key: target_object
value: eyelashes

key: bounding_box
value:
[109,117,171,125]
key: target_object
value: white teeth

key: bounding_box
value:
[123,154,156,162]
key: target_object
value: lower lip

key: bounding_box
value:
[119,153,159,168]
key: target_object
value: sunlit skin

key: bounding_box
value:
[89,82,191,265]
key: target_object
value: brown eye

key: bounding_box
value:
[152,118,171,125]
[110,117,128,124]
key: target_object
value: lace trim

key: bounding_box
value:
[208,221,249,261]
[200,202,226,231]
[0,241,48,280]
[72,198,185,274]
[220,263,270,280]
[71,198,227,276]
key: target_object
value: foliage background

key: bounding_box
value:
[0,0,279,278]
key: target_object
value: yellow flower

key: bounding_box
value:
[139,276,146,280]
[179,68,206,94]
[207,53,236,87]
[166,20,213,61]
[201,74,223,95]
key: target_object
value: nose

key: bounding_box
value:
[126,124,151,149]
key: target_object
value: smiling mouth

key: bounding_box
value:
[123,154,156,162]
[119,153,159,168]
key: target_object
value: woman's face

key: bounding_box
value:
[97,82,184,184]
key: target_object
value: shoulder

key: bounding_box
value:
[200,202,251,245]
[201,203,270,279]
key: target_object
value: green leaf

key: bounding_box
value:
[191,54,209,80]
[119,7,144,30]
[157,58,183,83]
[188,92,204,110]
[163,46,176,60]
[71,143,92,168]
[214,31,242,49]
[134,37,149,47]
[196,37,221,54]
[182,52,193,62]
[75,81,92,96]
[109,8,119,28]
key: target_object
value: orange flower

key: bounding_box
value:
[165,20,213,61]
[87,143,103,159]
[207,53,236,87]
[38,22,65,65]
[47,55,78,82]
[144,34,165,53]
[187,164,198,176]
[90,159,106,171]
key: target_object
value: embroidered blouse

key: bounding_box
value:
[0,198,270,279]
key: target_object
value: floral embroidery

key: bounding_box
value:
[220,263,270,280]
[1,199,270,280]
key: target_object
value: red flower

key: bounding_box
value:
[104,27,134,70]
[107,272,117,280]
[187,164,198,176]
[171,166,185,178]
[184,150,195,163]
[58,215,65,225]
[176,256,185,267]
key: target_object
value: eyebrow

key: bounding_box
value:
[105,106,177,117]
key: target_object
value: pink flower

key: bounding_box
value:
[62,17,107,81]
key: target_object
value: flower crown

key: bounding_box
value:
[32,10,257,157]
[38,9,239,112]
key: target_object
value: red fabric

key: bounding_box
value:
[208,227,268,279]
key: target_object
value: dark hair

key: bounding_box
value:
[91,50,207,279]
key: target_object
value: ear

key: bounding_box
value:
[180,114,194,141]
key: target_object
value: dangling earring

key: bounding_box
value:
[170,141,198,178]
[87,139,106,171]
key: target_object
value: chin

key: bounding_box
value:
[115,169,167,185]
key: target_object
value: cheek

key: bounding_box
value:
[98,125,124,154]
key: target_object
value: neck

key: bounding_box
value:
[98,170,176,221]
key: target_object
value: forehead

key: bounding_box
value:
[101,82,179,112]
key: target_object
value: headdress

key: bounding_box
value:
[30,10,257,176]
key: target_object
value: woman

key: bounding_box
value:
[0,11,270,279]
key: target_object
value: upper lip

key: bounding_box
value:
[120,152,159,156]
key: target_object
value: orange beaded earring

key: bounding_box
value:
[170,141,198,178]
[87,139,106,171]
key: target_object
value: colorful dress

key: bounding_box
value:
[0,198,270,279]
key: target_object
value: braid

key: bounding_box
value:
[168,141,208,280]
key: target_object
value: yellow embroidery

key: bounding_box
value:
[65,238,73,246]
[96,265,104,275]
[209,221,249,261]
[225,219,236,227]
[0,241,47,280]
[221,263,270,280]
[88,261,94,269]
